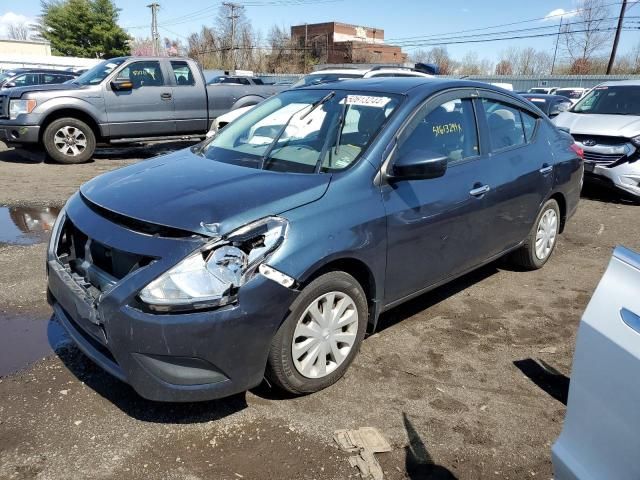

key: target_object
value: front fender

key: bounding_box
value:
[33,96,107,133]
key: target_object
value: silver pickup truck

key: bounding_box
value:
[0,56,285,163]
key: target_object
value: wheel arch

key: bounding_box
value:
[231,95,265,110]
[297,256,380,333]
[548,191,567,233]
[39,109,103,143]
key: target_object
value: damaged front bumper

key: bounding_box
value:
[578,141,640,199]
[47,193,298,402]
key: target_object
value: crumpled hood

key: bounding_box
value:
[80,148,331,236]
[5,82,83,98]
[553,112,640,138]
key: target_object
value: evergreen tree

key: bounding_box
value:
[39,0,130,58]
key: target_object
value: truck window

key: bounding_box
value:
[170,61,195,86]
[13,73,40,87]
[116,61,165,88]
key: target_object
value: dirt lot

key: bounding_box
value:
[0,142,638,480]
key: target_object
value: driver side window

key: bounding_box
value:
[116,61,165,89]
[397,98,479,165]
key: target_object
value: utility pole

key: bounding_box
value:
[607,0,628,74]
[551,16,563,75]
[147,3,160,56]
[223,2,243,70]
[304,23,308,74]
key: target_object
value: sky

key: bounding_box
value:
[1,0,639,63]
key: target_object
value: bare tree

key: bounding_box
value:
[8,23,30,40]
[426,47,455,75]
[458,51,482,75]
[495,60,513,75]
[561,0,611,65]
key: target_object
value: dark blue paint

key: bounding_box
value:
[48,78,583,401]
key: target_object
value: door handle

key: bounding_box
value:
[539,164,553,175]
[621,308,640,334]
[469,185,490,197]
[160,92,172,100]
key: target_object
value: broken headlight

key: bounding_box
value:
[139,216,288,311]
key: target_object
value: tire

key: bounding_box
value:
[511,199,560,270]
[42,117,96,164]
[266,271,368,395]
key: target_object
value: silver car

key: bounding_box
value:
[553,81,640,200]
[553,246,640,479]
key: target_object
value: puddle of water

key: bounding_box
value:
[0,206,60,245]
[0,311,70,377]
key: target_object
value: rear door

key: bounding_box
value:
[168,60,208,134]
[553,246,640,480]
[475,94,554,255]
[104,60,175,137]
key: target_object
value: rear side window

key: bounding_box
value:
[43,74,72,84]
[398,97,479,165]
[170,61,195,86]
[116,61,165,88]
[521,110,537,142]
[481,99,528,150]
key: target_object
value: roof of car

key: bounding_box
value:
[300,77,507,95]
[3,68,77,75]
[597,80,640,87]
[521,93,571,100]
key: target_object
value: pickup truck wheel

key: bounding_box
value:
[43,118,96,164]
[266,271,367,395]
[512,199,560,270]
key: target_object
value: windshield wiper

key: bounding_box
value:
[260,91,335,170]
[315,100,348,172]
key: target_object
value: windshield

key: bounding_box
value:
[572,85,640,115]
[555,89,584,99]
[291,73,362,88]
[198,89,402,173]
[73,59,126,86]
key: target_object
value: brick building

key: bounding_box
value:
[290,22,407,64]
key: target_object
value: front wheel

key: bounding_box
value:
[512,199,560,270]
[43,117,96,164]
[266,271,368,395]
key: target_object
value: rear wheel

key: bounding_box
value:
[512,199,560,269]
[43,117,96,164]
[266,271,368,395]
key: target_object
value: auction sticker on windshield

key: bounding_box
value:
[345,95,392,107]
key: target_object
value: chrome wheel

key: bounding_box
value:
[292,291,359,379]
[54,126,87,157]
[535,208,558,260]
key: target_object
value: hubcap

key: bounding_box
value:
[54,126,87,157]
[292,291,359,379]
[535,208,558,260]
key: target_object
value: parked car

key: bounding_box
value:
[208,66,434,134]
[0,68,78,89]
[554,87,588,104]
[553,245,640,480]
[521,94,573,118]
[0,57,286,164]
[207,75,268,85]
[553,81,640,201]
[528,87,558,95]
[46,78,583,402]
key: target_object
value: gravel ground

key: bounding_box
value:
[1,142,639,479]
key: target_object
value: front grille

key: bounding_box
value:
[573,134,629,146]
[56,217,153,294]
[0,95,7,118]
[582,150,626,166]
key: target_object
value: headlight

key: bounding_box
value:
[9,99,37,120]
[139,216,289,311]
[631,135,640,148]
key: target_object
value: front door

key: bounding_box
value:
[104,60,175,137]
[382,91,496,304]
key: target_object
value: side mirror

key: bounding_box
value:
[2,82,16,89]
[389,150,448,181]
[111,80,133,91]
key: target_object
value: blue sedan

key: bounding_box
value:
[46,78,583,401]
